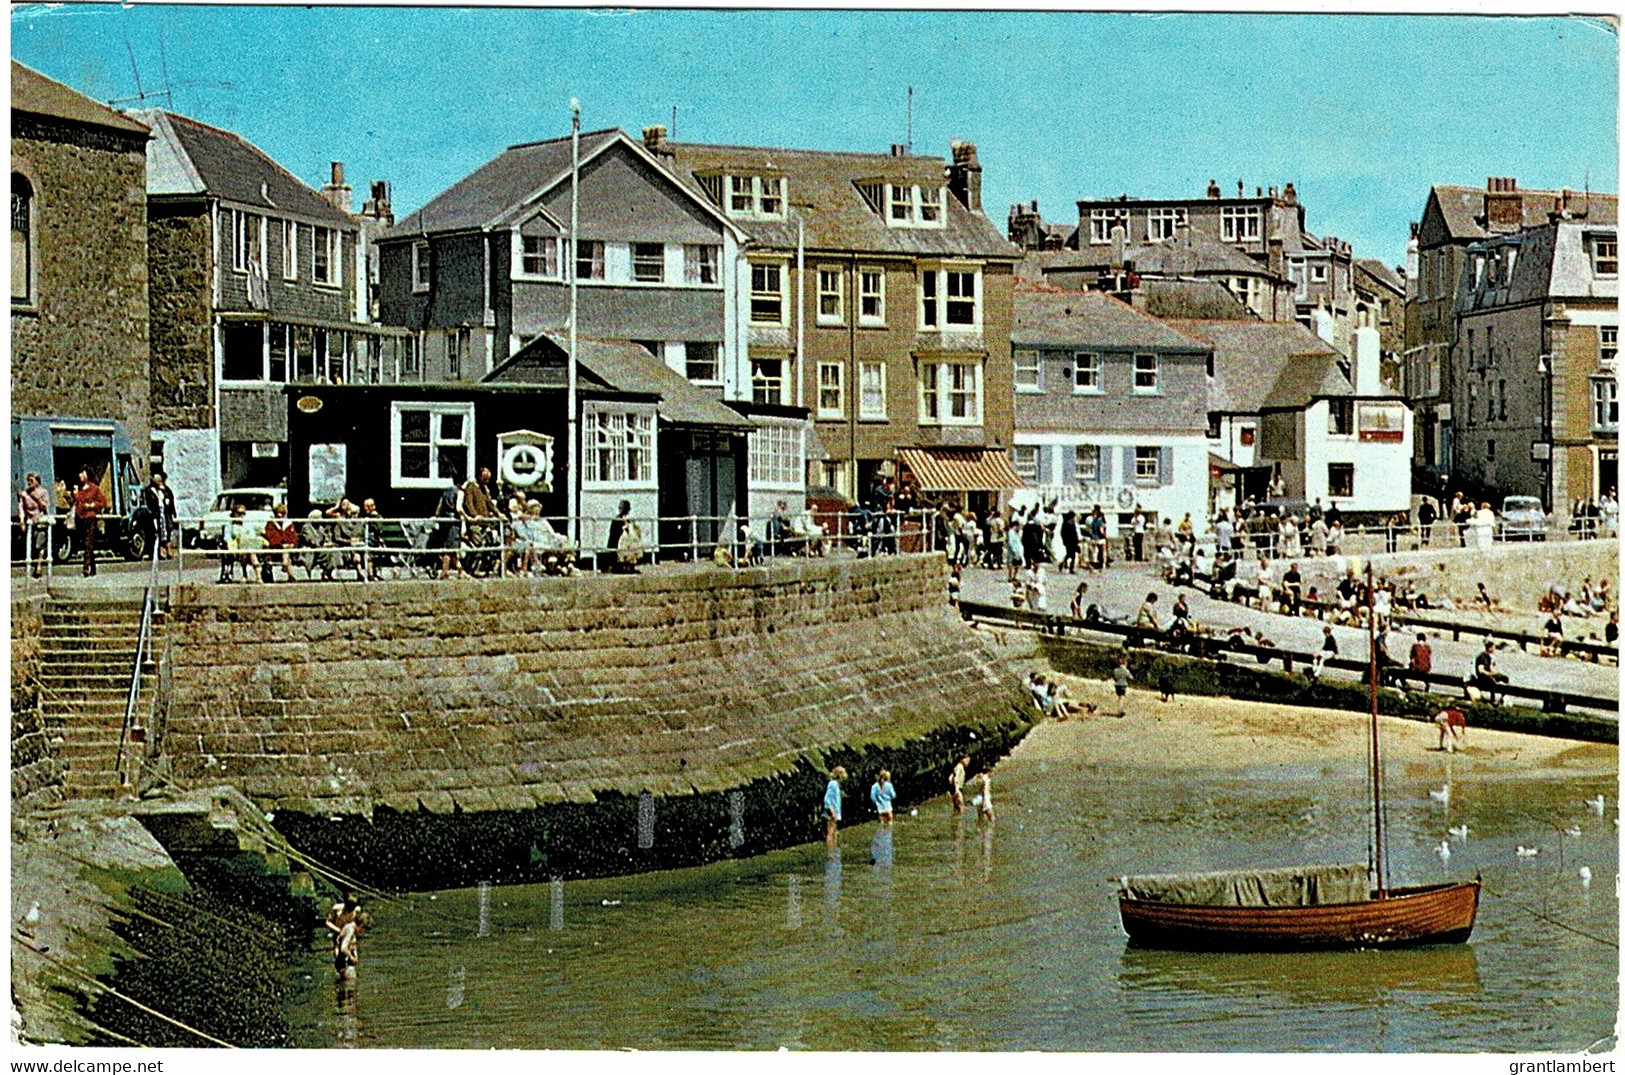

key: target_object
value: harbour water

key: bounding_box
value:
[285,738,1617,1052]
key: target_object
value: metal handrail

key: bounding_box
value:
[115,533,162,787]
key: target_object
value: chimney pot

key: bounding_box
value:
[1207,179,1221,199]
[1237,180,1244,198]
[890,143,908,157]
[331,161,344,185]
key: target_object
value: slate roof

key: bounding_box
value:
[1429,184,1619,241]
[388,129,622,236]
[1138,279,1256,321]
[1013,286,1207,351]
[1161,318,1350,413]
[1354,258,1405,294]
[662,141,1018,259]
[131,109,352,224]
[1459,219,1619,309]
[11,62,149,136]
[1043,227,1273,278]
[486,334,754,430]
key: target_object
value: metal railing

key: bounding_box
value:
[115,534,163,787]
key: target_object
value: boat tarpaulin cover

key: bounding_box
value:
[1119,863,1371,907]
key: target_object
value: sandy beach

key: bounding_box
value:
[1017,671,1618,781]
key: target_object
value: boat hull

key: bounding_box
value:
[1119,880,1481,952]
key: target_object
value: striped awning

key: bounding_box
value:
[896,447,1026,493]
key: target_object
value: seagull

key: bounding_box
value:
[1516,845,1541,858]
[1585,794,1606,815]
[1564,826,1582,837]
[1436,841,1451,861]
[1448,824,1469,839]
[1429,784,1451,804]
[1579,867,1592,887]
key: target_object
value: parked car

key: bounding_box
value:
[1500,495,1547,541]
[194,488,283,549]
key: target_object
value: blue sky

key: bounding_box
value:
[10,7,1618,268]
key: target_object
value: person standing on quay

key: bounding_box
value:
[72,467,107,577]
[17,472,51,577]
[1110,655,1132,717]
[949,754,969,814]
[870,769,896,825]
[823,766,846,846]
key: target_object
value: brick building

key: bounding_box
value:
[134,108,408,517]
[1009,285,1212,535]
[1402,177,1613,491]
[11,62,152,462]
[1448,191,1618,511]
[660,135,1022,514]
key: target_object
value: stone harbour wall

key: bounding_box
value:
[11,593,64,814]
[155,556,1033,887]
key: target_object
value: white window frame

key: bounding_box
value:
[919,264,982,330]
[1593,376,1618,432]
[1310,263,1328,283]
[684,341,720,385]
[1073,352,1102,393]
[1013,350,1041,392]
[281,219,298,280]
[884,184,947,229]
[817,360,844,418]
[858,267,886,326]
[1074,445,1099,482]
[583,407,656,487]
[312,226,341,287]
[727,174,786,220]
[919,360,983,426]
[751,355,787,405]
[631,241,666,283]
[1134,446,1160,485]
[1220,205,1262,242]
[748,420,804,487]
[411,240,429,292]
[1012,445,1039,482]
[1592,235,1618,277]
[858,360,887,420]
[574,239,606,281]
[1088,208,1128,245]
[1601,326,1618,368]
[817,266,844,325]
[230,209,264,275]
[515,234,559,280]
[1146,207,1186,242]
[1133,352,1159,394]
[684,244,719,285]
[390,401,474,489]
[750,260,787,325]
[918,184,942,225]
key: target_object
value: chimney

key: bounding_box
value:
[890,143,909,157]
[1007,200,1041,248]
[1206,178,1221,199]
[1237,179,1244,198]
[642,125,672,157]
[321,161,352,214]
[1283,182,1297,206]
[1405,227,1419,291]
[1267,236,1284,277]
[1484,176,1522,229]
[1110,220,1127,267]
[947,139,982,212]
[361,180,394,227]
[1353,326,1382,395]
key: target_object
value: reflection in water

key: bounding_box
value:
[785,873,802,930]
[823,846,842,926]
[446,964,466,1010]
[333,971,360,1048]
[981,819,995,882]
[476,881,490,938]
[870,826,894,870]
[1118,942,1483,1008]
[549,877,564,931]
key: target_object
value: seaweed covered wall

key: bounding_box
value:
[154,557,1034,887]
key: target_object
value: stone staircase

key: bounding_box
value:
[39,592,166,800]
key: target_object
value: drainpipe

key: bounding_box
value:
[567,100,581,549]
[795,214,806,410]
[849,253,859,500]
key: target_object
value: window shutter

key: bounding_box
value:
[1097,445,1112,484]
[1121,446,1136,484]
[1160,446,1174,486]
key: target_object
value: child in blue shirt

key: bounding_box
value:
[824,766,846,845]
[870,770,896,825]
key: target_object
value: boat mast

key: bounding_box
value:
[1366,561,1387,899]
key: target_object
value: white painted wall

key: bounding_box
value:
[1011,431,1209,537]
[152,427,222,522]
[1302,399,1414,513]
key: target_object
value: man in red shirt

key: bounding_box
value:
[72,468,108,577]
[1407,632,1433,691]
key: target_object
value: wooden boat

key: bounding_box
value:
[1118,563,1481,951]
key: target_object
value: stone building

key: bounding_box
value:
[1449,193,1618,511]
[134,108,408,517]
[1353,257,1406,385]
[660,134,1022,515]
[1402,177,1611,491]
[11,62,152,462]
[1009,285,1212,535]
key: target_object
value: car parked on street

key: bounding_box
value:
[1500,495,1548,541]
[193,487,282,548]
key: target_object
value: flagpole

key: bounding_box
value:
[567,99,581,551]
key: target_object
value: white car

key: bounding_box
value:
[194,487,283,548]
[1499,495,1547,541]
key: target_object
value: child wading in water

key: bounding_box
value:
[973,770,995,823]
[1110,655,1132,717]
[870,769,896,824]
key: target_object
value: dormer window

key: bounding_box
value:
[859,181,946,228]
[1088,208,1129,245]
[1592,235,1618,277]
[1146,207,1186,242]
[1220,205,1262,242]
[722,174,786,219]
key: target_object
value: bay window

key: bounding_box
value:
[584,408,655,486]
[919,265,981,329]
[919,361,982,425]
[750,262,785,324]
